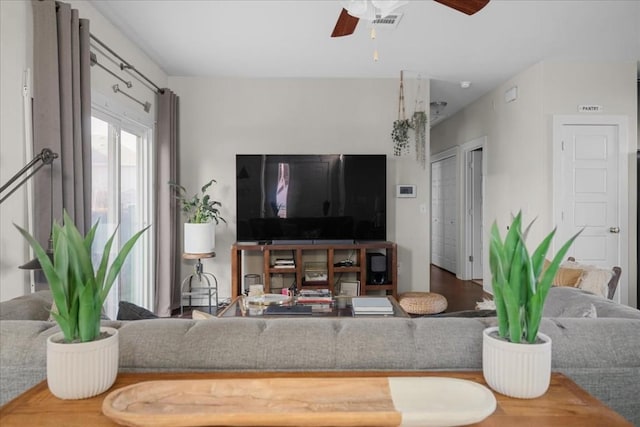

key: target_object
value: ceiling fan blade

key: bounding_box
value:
[434,0,490,15]
[331,8,359,37]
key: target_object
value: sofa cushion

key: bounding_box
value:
[0,291,53,321]
[544,287,640,319]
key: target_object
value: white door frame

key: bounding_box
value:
[460,136,487,281]
[552,115,629,305]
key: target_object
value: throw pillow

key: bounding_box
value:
[117,301,158,320]
[0,291,52,321]
[552,266,584,287]
[577,269,613,298]
[543,259,585,287]
[191,309,216,320]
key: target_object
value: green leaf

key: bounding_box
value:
[489,222,509,337]
[95,225,118,294]
[16,209,148,343]
[488,211,580,344]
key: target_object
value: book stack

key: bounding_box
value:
[297,289,333,312]
[273,258,295,268]
[351,297,394,316]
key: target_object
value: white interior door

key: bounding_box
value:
[557,124,619,273]
[431,160,444,268]
[442,156,457,273]
[431,155,456,273]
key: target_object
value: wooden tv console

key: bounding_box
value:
[231,242,397,298]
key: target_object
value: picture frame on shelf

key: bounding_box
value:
[339,281,360,297]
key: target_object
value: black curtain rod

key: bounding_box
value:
[89,33,165,94]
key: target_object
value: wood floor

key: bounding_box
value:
[429,264,488,312]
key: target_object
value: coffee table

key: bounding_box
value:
[0,372,632,426]
[217,295,409,318]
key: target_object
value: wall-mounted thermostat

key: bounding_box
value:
[396,184,416,198]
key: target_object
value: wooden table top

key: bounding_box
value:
[0,371,632,426]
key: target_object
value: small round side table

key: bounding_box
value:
[180,252,219,315]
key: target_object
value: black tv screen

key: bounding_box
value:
[236,154,386,243]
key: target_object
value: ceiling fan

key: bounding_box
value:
[331,0,490,37]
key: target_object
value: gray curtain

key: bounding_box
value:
[32,0,91,250]
[155,90,179,316]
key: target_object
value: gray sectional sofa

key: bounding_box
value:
[2,287,640,425]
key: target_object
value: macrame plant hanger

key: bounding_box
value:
[412,75,427,169]
[392,71,411,156]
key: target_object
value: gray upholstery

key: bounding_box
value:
[543,286,640,319]
[1,289,640,426]
[0,290,52,321]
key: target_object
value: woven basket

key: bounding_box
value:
[398,292,448,315]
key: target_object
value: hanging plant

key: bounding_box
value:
[392,71,412,156]
[412,111,428,168]
[392,119,412,156]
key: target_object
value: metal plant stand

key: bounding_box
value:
[180,252,218,315]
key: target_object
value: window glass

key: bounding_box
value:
[91,112,154,319]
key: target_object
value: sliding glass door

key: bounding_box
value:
[91,112,154,319]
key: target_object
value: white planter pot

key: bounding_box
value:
[482,326,552,399]
[47,327,119,400]
[184,222,215,254]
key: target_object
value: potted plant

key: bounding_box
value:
[483,211,580,398]
[392,70,412,156]
[15,211,147,399]
[169,179,226,254]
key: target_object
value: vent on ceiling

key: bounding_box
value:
[368,13,403,29]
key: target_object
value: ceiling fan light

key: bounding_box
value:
[342,0,375,20]
[342,0,407,21]
[371,0,408,18]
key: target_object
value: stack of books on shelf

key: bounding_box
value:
[273,258,295,268]
[297,289,333,312]
[351,297,393,316]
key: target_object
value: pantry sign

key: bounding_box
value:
[578,105,603,113]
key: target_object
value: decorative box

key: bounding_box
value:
[304,262,328,282]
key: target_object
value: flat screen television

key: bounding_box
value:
[236,154,386,243]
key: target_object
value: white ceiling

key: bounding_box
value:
[90,0,640,122]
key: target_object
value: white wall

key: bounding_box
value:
[431,60,638,307]
[169,77,431,299]
[0,0,33,301]
[542,61,638,308]
[0,0,168,302]
[68,0,168,118]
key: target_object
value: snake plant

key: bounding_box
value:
[16,211,148,343]
[489,211,581,344]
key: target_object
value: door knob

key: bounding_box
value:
[609,227,620,234]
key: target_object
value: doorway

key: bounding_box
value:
[430,148,457,274]
[553,116,629,304]
[461,136,486,282]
